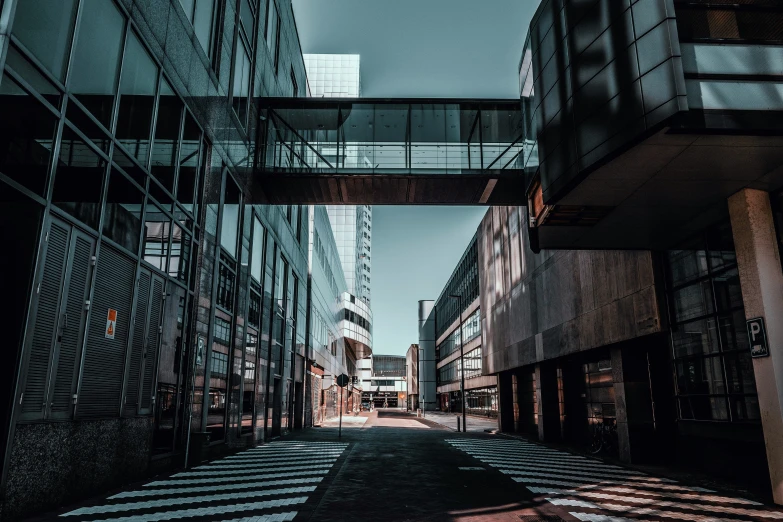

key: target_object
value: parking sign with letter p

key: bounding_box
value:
[747,317,769,358]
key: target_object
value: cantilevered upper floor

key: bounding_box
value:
[254,98,533,205]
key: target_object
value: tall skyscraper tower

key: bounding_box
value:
[304,54,372,304]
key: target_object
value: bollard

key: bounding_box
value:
[457,417,461,432]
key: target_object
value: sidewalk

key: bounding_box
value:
[409,410,498,432]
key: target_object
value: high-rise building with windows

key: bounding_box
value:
[303,54,372,304]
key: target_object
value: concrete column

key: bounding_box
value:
[417,300,437,411]
[728,188,783,504]
[497,372,514,432]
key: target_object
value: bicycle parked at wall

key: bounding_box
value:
[588,417,618,456]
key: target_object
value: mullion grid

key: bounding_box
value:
[668,231,754,423]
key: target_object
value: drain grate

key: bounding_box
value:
[518,516,565,521]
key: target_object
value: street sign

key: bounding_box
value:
[747,317,769,358]
[105,309,117,340]
[336,373,350,387]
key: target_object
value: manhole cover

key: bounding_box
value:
[518,516,565,521]
[458,466,486,471]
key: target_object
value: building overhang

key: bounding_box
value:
[530,112,783,250]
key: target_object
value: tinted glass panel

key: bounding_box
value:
[177,112,201,211]
[53,129,106,229]
[116,31,158,165]
[193,0,216,57]
[69,0,125,127]
[0,74,57,197]
[232,42,251,127]
[251,217,264,282]
[151,79,181,191]
[143,203,171,270]
[4,45,61,107]
[12,0,77,82]
[103,168,143,253]
[168,223,191,281]
[66,101,111,153]
[221,179,240,257]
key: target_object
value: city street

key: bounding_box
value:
[30,410,783,521]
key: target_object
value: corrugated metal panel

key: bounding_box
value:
[139,276,163,413]
[50,232,95,418]
[125,270,150,416]
[77,244,135,419]
[21,219,68,419]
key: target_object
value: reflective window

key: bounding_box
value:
[168,222,192,282]
[4,44,61,108]
[68,0,125,127]
[143,203,171,270]
[11,0,78,82]
[151,79,182,192]
[220,178,240,257]
[177,112,202,213]
[207,314,231,440]
[232,41,251,127]
[103,168,143,253]
[251,217,265,282]
[265,1,280,73]
[178,0,216,58]
[52,128,106,229]
[66,101,111,153]
[666,222,759,422]
[0,73,58,197]
[116,31,158,164]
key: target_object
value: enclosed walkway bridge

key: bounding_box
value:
[254,98,534,205]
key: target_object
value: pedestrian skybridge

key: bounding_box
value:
[255,98,532,204]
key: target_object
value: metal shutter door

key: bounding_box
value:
[139,275,164,414]
[20,219,69,420]
[76,245,135,419]
[124,269,150,416]
[50,231,95,418]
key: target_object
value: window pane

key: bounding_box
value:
[232,41,251,126]
[177,112,201,210]
[706,221,737,272]
[724,351,758,395]
[668,247,708,287]
[116,31,158,164]
[193,0,216,57]
[168,223,191,281]
[675,356,726,395]
[103,168,143,253]
[143,204,170,270]
[713,268,743,313]
[251,217,264,282]
[69,0,125,127]
[151,79,182,192]
[719,309,750,353]
[112,147,146,187]
[673,280,714,322]
[221,180,240,257]
[731,396,760,421]
[671,317,720,358]
[0,74,57,197]
[12,0,77,82]
[66,101,111,153]
[5,45,61,107]
[240,0,255,39]
[53,128,106,229]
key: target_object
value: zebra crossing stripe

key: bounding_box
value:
[110,477,323,499]
[62,487,316,517]
[214,513,298,522]
[173,463,333,478]
[66,497,308,522]
[498,468,671,484]
[199,458,338,470]
[592,502,756,521]
[223,451,344,460]
[530,485,757,505]
[145,469,330,487]
[513,476,710,492]
[569,512,635,522]
[475,457,639,474]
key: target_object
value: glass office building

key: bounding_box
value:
[0,0,311,518]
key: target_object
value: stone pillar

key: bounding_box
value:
[728,188,783,504]
[497,372,514,432]
[417,300,437,411]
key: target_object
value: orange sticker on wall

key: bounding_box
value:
[105,309,117,339]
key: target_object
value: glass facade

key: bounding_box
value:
[437,308,480,362]
[304,54,361,98]
[665,222,760,422]
[434,235,479,339]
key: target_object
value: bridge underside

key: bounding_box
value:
[252,174,526,205]
[253,98,533,205]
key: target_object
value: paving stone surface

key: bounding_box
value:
[28,410,783,521]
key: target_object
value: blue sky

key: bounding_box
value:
[293,0,539,355]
